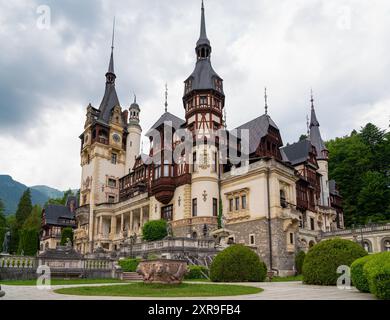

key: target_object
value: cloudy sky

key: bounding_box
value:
[0,0,389,190]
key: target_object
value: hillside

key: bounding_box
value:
[0,175,66,216]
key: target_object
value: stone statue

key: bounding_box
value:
[166,223,173,238]
[137,260,188,284]
[66,238,72,248]
[2,231,11,254]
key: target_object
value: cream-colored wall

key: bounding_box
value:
[125,125,141,173]
[318,160,330,207]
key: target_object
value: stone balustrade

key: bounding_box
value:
[0,255,37,269]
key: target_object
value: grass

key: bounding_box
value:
[271,275,303,282]
[54,282,263,297]
[0,278,124,286]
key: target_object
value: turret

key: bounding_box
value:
[125,96,142,173]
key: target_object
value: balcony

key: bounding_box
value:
[151,177,176,205]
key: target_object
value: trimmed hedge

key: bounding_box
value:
[302,238,367,286]
[184,265,209,280]
[295,251,306,275]
[364,252,390,300]
[210,244,267,282]
[118,258,141,272]
[142,220,168,242]
[351,255,374,293]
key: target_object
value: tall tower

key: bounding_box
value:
[125,96,142,173]
[309,92,330,207]
[79,23,127,252]
[183,1,222,230]
[183,0,225,135]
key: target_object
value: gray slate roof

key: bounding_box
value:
[187,58,223,92]
[197,1,210,47]
[309,106,327,159]
[281,139,313,165]
[44,204,75,226]
[234,114,279,154]
[98,82,120,123]
[146,112,185,136]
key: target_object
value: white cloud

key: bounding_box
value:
[0,0,389,189]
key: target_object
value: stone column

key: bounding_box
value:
[99,216,103,235]
[111,216,117,236]
[140,207,144,228]
[130,211,134,233]
[121,214,124,233]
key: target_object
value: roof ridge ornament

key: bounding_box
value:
[264,87,268,115]
[165,83,168,113]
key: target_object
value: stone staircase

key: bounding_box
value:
[122,272,143,281]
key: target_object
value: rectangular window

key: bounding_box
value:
[200,96,207,106]
[108,195,115,203]
[213,152,218,172]
[161,205,173,221]
[108,178,117,188]
[289,233,294,244]
[310,218,315,231]
[229,199,233,212]
[235,197,240,211]
[192,198,198,217]
[249,234,255,245]
[192,152,197,172]
[154,165,161,180]
[111,153,117,164]
[213,198,218,217]
[241,195,247,210]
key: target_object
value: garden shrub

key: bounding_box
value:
[351,255,374,293]
[302,238,367,285]
[142,220,168,241]
[210,244,267,282]
[118,258,141,272]
[363,252,390,300]
[184,265,209,280]
[295,250,306,275]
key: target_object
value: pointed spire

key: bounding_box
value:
[306,115,310,136]
[164,83,168,113]
[264,87,269,115]
[107,17,116,75]
[310,89,319,127]
[196,0,211,53]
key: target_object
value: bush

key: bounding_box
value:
[142,220,168,241]
[302,238,367,286]
[295,251,306,275]
[210,244,267,282]
[364,252,390,300]
[118,258,141,272]
[185,265,209,280]
[351,255,374,293]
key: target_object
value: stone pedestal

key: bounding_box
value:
[136,259,188,284]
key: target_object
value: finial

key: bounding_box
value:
[133,93,137,104]
[164,83,168,113]
[310,88,314,109]
[306,115,310,136]
[111,17,116,51]
[202,0,204,10]
[264,87,268,115]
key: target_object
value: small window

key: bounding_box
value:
[289,233,294,244]
[249,234,255,245]
[310,218,315,231]
[235,197,240,211]
[229,199,233,212]
[241,195,247,210]
[192,152,197,172]
[111,153,117,164]
[200,96,207,106]
[108,178,117,188]
[161,205,173,221]
[213,198,218,217]
[192,198,198,217]
[108,195,115,203]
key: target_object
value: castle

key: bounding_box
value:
[72,2,345,275]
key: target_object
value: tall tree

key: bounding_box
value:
[327,123,390,226]
[15,188,33,228]
[0,199,6,250]
[18,205,42,255]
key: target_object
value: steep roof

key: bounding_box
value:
[281,139,313,165]
[43,204,75,227]
[187,59,223,92]
[234,114,279,154]
[309,101,327,160]
[146,112,185,136]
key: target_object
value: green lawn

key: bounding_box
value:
[271,275,303,282]
[54,282,263,297]
[0,278,124,286]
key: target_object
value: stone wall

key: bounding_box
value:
[226,217,296,276]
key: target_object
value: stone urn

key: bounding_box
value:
[136,259,188,284]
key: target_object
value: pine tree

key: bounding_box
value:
[17,205,42,255]
[15,189,33,228]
